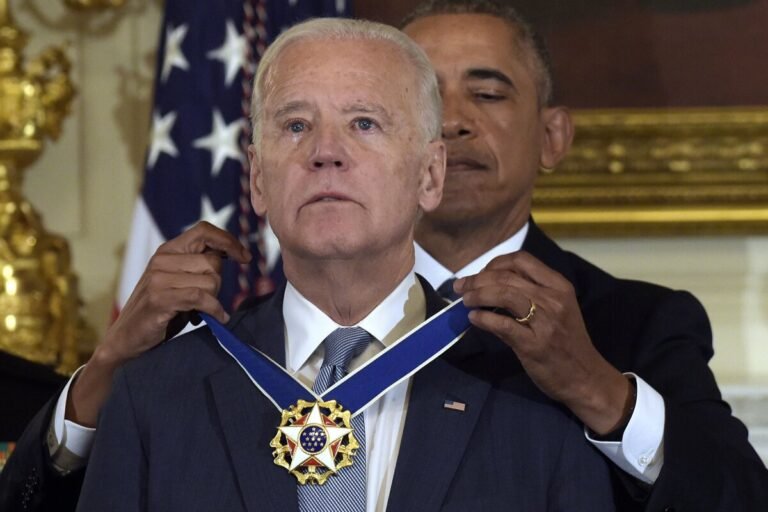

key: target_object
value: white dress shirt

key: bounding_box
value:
[414,222,665,484]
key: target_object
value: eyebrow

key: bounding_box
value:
[271,101,393,123]
[341,103,393,123]
[273,100,313,119]
[464,68,515,88]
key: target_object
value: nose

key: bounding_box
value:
[441,90,474,140]
[308,124,349,172]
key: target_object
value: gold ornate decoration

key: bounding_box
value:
[533,107,768,236]
[0,0,89,374]
[270,399,361,485]
[63,0,126,9]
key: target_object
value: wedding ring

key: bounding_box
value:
[514,300,536,324]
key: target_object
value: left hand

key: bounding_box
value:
[455,251,633,435]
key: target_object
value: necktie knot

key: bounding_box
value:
[314,327,372,393]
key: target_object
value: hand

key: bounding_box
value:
[455,251,633,435]
[67,222,251,426]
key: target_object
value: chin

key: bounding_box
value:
[289,235,368,261]
[425,200,483,225]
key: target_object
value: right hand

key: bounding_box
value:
[68,222,251,426]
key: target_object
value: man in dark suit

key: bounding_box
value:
[72,17,614,511]
[2,1,766,511]
[401,1,768,510]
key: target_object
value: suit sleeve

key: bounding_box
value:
[75,368,147,512]
[637,291,768,511]
[547,415,616,512]
[0,395,84,512]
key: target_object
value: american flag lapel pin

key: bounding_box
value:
[443,399,466,412]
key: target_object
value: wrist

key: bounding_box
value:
[568,367,634,435]
[589,375,637,440]
[66,342,124,427]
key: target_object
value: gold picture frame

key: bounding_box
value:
[533,106,768,236]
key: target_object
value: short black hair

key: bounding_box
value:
[401,0,554,106]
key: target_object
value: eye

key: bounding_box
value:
[353,117,378,131]
[287,120,307,133]
[473,91,505,101]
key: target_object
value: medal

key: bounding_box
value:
[202,297,471,485]
[271,399,358,485]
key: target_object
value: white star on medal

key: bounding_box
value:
[279,403,351,472]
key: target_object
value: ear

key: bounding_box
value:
[418,139,446,213]
[539,106,574,169]
[248,144,268,216]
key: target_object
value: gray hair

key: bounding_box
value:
[251,17,442,146]
[402,0,554,107]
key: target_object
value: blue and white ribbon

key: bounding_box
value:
[202,298,472,417]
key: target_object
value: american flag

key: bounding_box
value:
[116,0,352,315]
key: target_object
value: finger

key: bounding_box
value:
[461,283,536,320]
[153,286,230,324]
[455,269,537,296]
[483,251,570,292]
[158,222,251,263]
[143,269,222,296]
[467,308,532,347]
[149,252,227,276]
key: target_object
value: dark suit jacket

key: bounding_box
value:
[73,280,614,511]
[0,351,65,442]
[519,221,768,511]
[2,221,767,511]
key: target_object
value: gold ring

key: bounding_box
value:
[514,300,536,324]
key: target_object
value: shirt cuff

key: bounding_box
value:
[47,366,96,474]
[585,373,665,484]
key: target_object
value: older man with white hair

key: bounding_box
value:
[74,18,614,512]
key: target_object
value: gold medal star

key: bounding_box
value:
[279,403,352,472]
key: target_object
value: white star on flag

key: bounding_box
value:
[207,20,247,86]
[161,24,190,82]
[279,403,352,472]
[188,195,235,231]
[193,109,244,176]
[147,110,179,169]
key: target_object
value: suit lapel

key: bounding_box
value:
[523,219,577,290]
[386,282,492,512]
[386,355,491,511]
[208,290,297,512]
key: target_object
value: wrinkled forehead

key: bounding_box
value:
[263,38,422,120]
[266,37,416,93]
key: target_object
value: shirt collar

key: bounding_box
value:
[283,270,421,373]
[414,222,529,289]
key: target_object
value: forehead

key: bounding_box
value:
[404,13,535,84]
[264,38,419,110]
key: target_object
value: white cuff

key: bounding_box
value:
[47,366,96,473]
[586,373,665,484]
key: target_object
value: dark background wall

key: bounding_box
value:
[354,0,768,108]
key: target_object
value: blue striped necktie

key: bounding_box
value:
[298,327,372,512]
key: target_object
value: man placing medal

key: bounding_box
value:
[73,18,614,511]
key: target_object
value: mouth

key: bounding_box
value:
[304,192,355,206]
[445,156,488,172]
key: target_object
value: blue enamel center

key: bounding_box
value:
[299,425,327,454]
